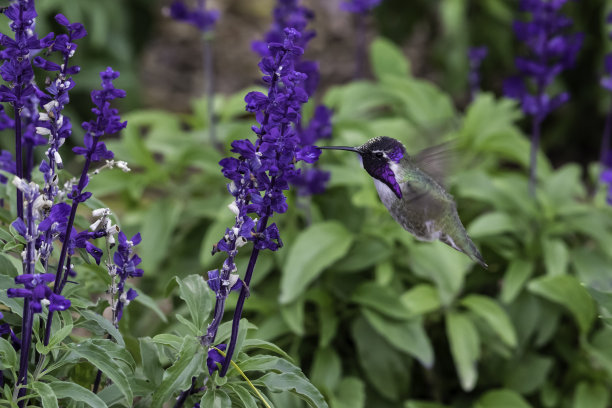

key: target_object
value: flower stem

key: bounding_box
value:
[14,107,23,219]
[44,134,102,346]
[219,215,269,377]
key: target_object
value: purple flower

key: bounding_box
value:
[207,344,226,375]
[340,0,382,14]
[504,0,582,120]
[7,274,70,313]
[168,0,219,32]
[503,0,582,195]
[468,46,488,99]
[111,231,143,325]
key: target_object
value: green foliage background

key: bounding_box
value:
[3,0,612,407]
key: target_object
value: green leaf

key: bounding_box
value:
[400,284,442,316]
[362,308,434,368]
[503,353,553,395]
[36,321,73,355]
[310,347,342,396]
[280,299,305,336]
[474,389,533,408]
[409,242,472,306]
[150,333,183,351]
[79,310,124,347]
[151,336,204,408]
[542,238,569,276]
[241,339,292,361]
[405,401,449,408]
[134,291,168,323]
[0,337,16,370]
[258,372,329,408]
[468,212,518,237]
[370,37,410,80]
[573,382,609,408]
[139,338,163,387]
[331,378,365,408]
[528,275,596,334]
[351,282,411,320]
[68,340,133,405]
[446,312,480,391]
[31,381,58,408]
[200,388,232,408]
[177,274,212,333]
[49,381,107,408]
[140,199,183,273]
[351,316,410,402]
[280,221,353,304]
[501,259,534,304]
[461,295,517,347]
[224,384,258,408]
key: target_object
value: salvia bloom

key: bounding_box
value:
[168,0,219,32]
[203,28,321,376]
[253,0,332,196]
[468,46,488,100]
[7,273,70,313]
[340,0,382,14]
[503,0,582,195]
[504,0,582,120]
[111,231,143,325]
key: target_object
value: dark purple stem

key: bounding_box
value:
[92,369,103,394]
[219,215,269,377]
[16,194,35,406]
[44,134,102,346]
[14,107,23,219]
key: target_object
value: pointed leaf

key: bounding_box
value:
[257,372,329,408]
[177,274,212,332]
[370,37,410,80]
[528,275,596,334]
[280,221,353,304]
[461,295,517,347]
[49,381,107,408]
[446,312,480,391]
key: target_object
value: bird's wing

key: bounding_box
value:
[411,141,456,187]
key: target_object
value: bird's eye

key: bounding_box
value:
[375,152,384,158]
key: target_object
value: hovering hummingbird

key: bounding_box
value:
[319,136,487,268]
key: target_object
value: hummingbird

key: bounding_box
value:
[319,136,487,268]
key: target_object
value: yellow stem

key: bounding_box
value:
[211,346,272,408]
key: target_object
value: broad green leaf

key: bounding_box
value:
[134,291,168,323]
[409,241,472,306]
[332,237,392,273]
[280,221,353,304]
[400,284,441,316]
[362,308,434,368]
[200,388,232,408]
[468,212,518,237]
[331,377,365,408]
[351,316,410,401]
[573,382,609,408]
[151,333,183,351]
[370,37,410,80]
[351,282,411,320]
[310,347,342,396]
[528,275,596,334]
[503,353,553,395]
[241,339,292,361]
[542,238,569,276]
[474,389,533,408]
[446,312,480,391]
[139,338,163,387]
[68,340,133,405]
[36,322,73,355]
[224,384,258,408]
[461,295,517,347]
[140,199,183,273]
[0,253,18,276]
[280,299,305,336]
[236,355,301,375]
[151,336,204,408]
[177,274,212,333]
[79,310,124,347]
[0,337,16,370]
[258,372,329,408]
[501,259,534,304]
[50,381,107,408]
[31,381,58,408]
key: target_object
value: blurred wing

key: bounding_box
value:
[411,141,456,187]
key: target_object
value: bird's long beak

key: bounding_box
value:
[318,146,360,153]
